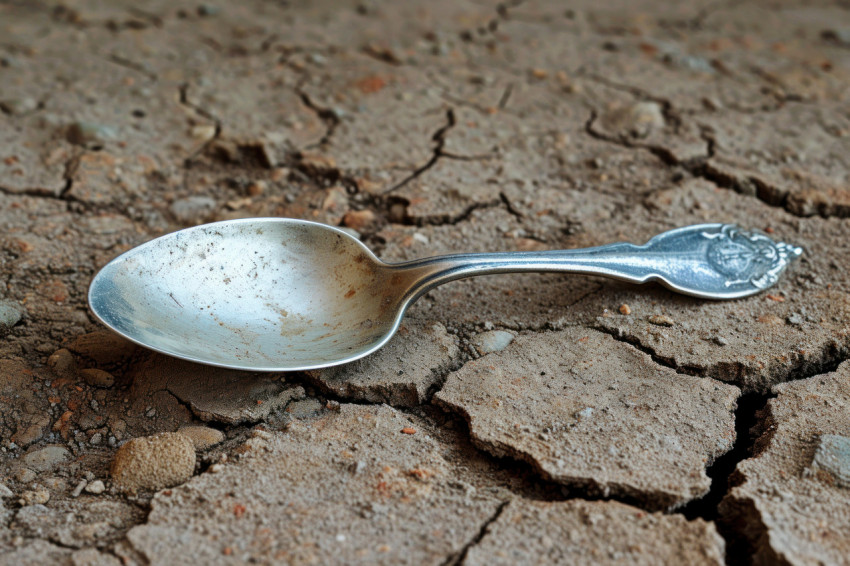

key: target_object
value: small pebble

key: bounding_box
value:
[0,299,23,336]
[809,434,850,488]
[70,479,87,498]
[341,210,378,232]
[22,445,70,472]
[19,489,50,506]
[67,121,117,147]
[618,304,631,315]
[713,336,729,346]
[247,180,267,196]
[178,426,225,450]
[79,368,115,388]
[15,468,36,483]
[84,480,106,495]
[47,348,76,374]
[170,196,217,224]
[822,28,850,47]
[472,330,515,354]
[0,483,13,498]
[197,4,221,16]
[647,314,675,327]
[0,97,38,115]
[190,125,217,140]
[576,407,595,420]
[601,101,665,139]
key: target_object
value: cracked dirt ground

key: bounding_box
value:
[1,0,849,564]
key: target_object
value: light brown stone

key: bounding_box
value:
[111,433,196,493]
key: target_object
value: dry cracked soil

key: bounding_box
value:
[1,0,849,565]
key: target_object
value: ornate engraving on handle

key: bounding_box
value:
[703,225,803,289]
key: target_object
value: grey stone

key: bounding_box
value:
[169,196,218,224]
[21,445,71,472]
[0,299,23,336]
[810,434,850,488]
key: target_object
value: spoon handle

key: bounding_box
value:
[390,224,802,300]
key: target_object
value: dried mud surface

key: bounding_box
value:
[1,1,849,564]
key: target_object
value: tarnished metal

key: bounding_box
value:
[88,219,802,371]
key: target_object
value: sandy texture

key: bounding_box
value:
[1,0,849,563]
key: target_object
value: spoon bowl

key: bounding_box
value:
[89,219,411,370]
[89,218,801,371]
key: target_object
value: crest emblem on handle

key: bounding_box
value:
[704,225,802,289]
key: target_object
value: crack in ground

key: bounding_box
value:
[177,84,222,165]
[408,199,503,227]
[296,89,340,147]
[106,54,158,81]
[596,319,850,393]
[594,324,848,559]
[383,108,456,195]
[0,153,79,203]
[592,323,701,377]
[580,82,848,219]
[679,391,771,566]
[159,388,213,424]
[440,500,509,566]
[583,108,698,171]
[0,184,67,201]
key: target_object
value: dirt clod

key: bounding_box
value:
[111,433,196,493]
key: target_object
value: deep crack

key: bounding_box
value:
[679,392,770,527]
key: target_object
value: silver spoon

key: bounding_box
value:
[88,219,801,371]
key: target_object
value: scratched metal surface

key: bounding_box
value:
[88,218,402,370]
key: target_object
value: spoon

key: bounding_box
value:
[88,219,801,371]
